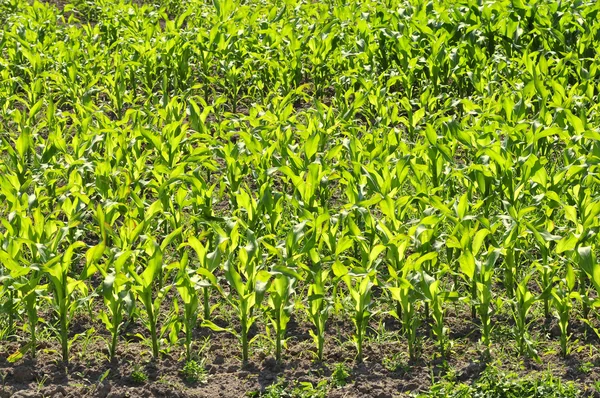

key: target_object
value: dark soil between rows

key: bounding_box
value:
[2,308,599,398]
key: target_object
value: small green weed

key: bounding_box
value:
[577,361,594,374]
[291,380,328,398]
[417,366,581,397]
[130,364,148,384]
[262,378,287,398]
[258,378,329,398]
[182,359,209,384]
[383,352,409,373]
[330,363,350,388]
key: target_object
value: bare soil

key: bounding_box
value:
[2,306,599,397]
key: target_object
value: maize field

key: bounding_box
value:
[0,0,600,396]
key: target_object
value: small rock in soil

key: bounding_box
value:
[106,389,127,398]
[96,382,112,398]
[0,386,15,398]
[375,392,393,398]
[43,385,66,396]
[151,383,184,397]
[292,370,307,380]
[458,361,483,381]
[402,382,420,392]
[12,391,42,398]
[262,357,278,370]
[356,383,371,394]
[12,366,37,383]
[213,355,225,365]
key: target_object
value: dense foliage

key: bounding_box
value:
[0,0,599,391]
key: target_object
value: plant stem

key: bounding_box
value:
[203,287,210,320]
[505,251,515,299]
[8,290,14,338]
[356,318,363,362]
[317,332,324,362]
[146,296,159,358]
[241,318,248,364]
[30,318,36,359]
[396,302,403,330]
[111,328,118,362]
[276,322,282,364]
[60,299,68,364]
[186,325,192,361]
[471,281,477,320]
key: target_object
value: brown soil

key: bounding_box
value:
[1,304,599,398]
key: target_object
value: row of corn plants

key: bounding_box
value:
[0,0,599,374]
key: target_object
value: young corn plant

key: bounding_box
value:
[175,251,199,362]
[420,271,451,358]
[387,273,420,361]
[474,283,493,357]
[502,206,532,299]
[2,253,42,359]
[128,240,164,359]
[349,275,375,363]
[204,229,271,365]
[527,221,561,320]
[551,264,578,358]
[187,234,224,321]
[576,246,600,326]
[334,261,375,363]
[380,229,411,330]
[306,266,332,362]
[513,274,539,359]
[41,241,86,364]
[265,269,298,364]
[98,251,135,362]
[0,276,17,339]
[473,250,500,356]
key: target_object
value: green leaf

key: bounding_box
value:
[202,320,236,337]
[566,264,576,292]
[271,265,303,281]
[368,244,386,264]
[255,270,272,297]
[511,0,527,10]
[141,244,163,289]
[139,128,162,151]
[425,124,437,145]
[556,233,577,254]
[472,229,490,255]
[7,343,31,363]
[223,260,244,295]
[102,274,116,300]
[160,227,183,251]
[414,252,437,268]
[305,134,320,160]
[332,261,348,278]
[86,242,105,267]
[0,250,30,277]
[456,193,468,220]
[578,247,600,292]
[213,0,222,17]
[458,251,476,279]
